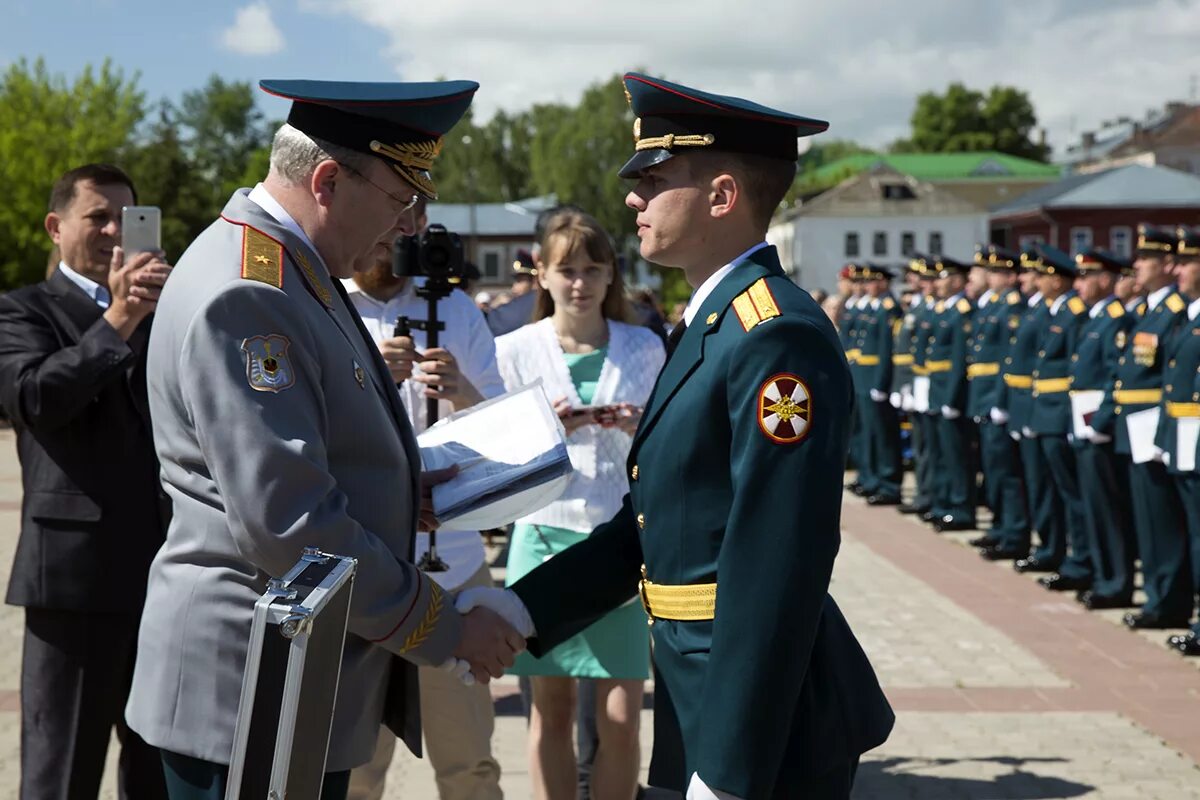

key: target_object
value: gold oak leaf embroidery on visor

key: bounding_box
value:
[242,334,296,393]
[758,373,812,444]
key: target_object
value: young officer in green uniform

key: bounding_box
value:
[1156,227,1200,655]
[902,259,939,516]
[1093,225,1191,629]
[1026,245,1091,589]
[856,264,904,504]
[1004,254,1053,570]
[844,266,876,496]
[967,245,1030,554]
[459,73,894,800]
[1070,249,1138,610]
[925,257,977,531]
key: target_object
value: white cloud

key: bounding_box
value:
[303,0,1200,154]
[222,2,285,56]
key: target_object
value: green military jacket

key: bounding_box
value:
[890,296,921,394]
[1029,292,1088,435]
[856,294,901,395]
[1154,304,1200,473]
[927,293,974,411]
[1000,294,1049,435]
[511,246,894,798]
[966,288,1022,419]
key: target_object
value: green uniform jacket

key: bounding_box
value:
[1029,292,1089,435]
[927,293,974,411]
[1093,287,1188,454]
[1001,297,1049,435]
[967,289,1022,419]
[511,247,894,798]
[858,295,901,395]
[890,297,920,394]
[1154,310,1200,473]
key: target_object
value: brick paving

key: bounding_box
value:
[0,429,1198,797]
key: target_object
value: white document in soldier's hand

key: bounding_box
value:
[1126,407,1161,465]
[1177,417,1200,472]
[418,381,572,530]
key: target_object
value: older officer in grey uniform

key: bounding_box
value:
[125,80,523,799]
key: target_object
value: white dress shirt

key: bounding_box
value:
[57,261,111,308]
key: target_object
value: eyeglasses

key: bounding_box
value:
[338,162,419,214]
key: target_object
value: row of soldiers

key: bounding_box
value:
[839,223,1200,658]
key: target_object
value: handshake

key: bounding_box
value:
[440,587,536,685]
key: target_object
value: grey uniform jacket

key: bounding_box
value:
[126,189,462,769]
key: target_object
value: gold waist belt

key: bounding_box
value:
[1004,374,1032,389]
[1113,389,1163,404]
[856,355,881,366]
[925,360,952,373]
[845,348,861,363]
[1033,378,1072,393]
[893,354,915,366]
[967,362,1000,379]
[638,569,716,623]
[1166,402,1200,418]
[912,365,929,376]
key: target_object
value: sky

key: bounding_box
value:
[3,0,1200,156]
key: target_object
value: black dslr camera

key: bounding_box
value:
[393,224,465,282]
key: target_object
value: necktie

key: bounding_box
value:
[666,320,688,356]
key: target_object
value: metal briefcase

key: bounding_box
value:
[226,547,357,799]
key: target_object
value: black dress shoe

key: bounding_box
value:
[1038,574,1092,592]
[920,510,937,522]
[1080,592,1135,610]
[852,485,870,497]
[1178,635,1200,656]
[1166,632,1193,648]
[933,516,976,532]
[969,534,998,548]
[1014,556,1058,573]
[898,503,929,515]
[866,494,902,506]
[1123,611,1191,630]
[980,545,1028,561]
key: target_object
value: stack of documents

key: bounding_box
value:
[418,382,572,530]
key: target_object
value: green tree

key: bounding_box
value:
[0,58,144,287]
[895,82,1048,161]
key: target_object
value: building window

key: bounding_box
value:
[901,232,915,256]
[1018,234,1046,252]
[873,232,887,256]
[845,232,859,257]
[881,184,915,200]
[928,232,943,256]
[1110,226,1132,258]
[479,245,504,280]
[1069,226,1093,256]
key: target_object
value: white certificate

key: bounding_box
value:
[1070,390,1104,440]
[1126,407,1162,465]
[913,376,931,414]
[1177,418,1200,473]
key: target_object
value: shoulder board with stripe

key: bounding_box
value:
[956,298,972,314]
[241,226,283,288]
[935,301,945,314]
[1106,300,1125,319]
[1137,302,1147,316]
[883,296,895,310]
[1007,291,1020,305]
[1068,296,1086,315]
[1166,293,1186,314]
[731,278,782,332]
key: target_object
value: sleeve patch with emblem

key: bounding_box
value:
[242,334,295,393]
[732,279,782,332]
[241,226,283,288]
[757,373,811,444]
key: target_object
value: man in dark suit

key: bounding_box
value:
[460,72,893,800]
[0,163,172,799]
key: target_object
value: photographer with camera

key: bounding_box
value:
[345,194,507,800]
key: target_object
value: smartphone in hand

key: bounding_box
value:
[121,206,162,255]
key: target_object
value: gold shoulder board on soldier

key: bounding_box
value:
[956,298,972,314]
[1068,296,1086,315]
[241,226,284,288]
[1106,301,1125,319]
[731,279,782,332]
[1166,293,1185,314]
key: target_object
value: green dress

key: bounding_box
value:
[505,347,650,679]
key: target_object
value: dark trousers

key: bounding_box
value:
[852,393,877,492]
[910,412,933,509]
[1128,459,1192,618]
[921,412,944,510]
[1173,473,1200,635]
[1078,442,1136,600]
[160,751,348,800]
[933,415,975,522]
[20,608,165,800]
[1019,435,1057,562]
[977,420,1029,548]
[865,398,903,498]
[1037,436,1091,578]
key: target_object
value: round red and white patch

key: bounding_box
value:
[757,373,812,444]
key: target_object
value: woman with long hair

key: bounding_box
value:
[495,210,665,800]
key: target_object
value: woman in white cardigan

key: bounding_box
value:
[495,210,665,800]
